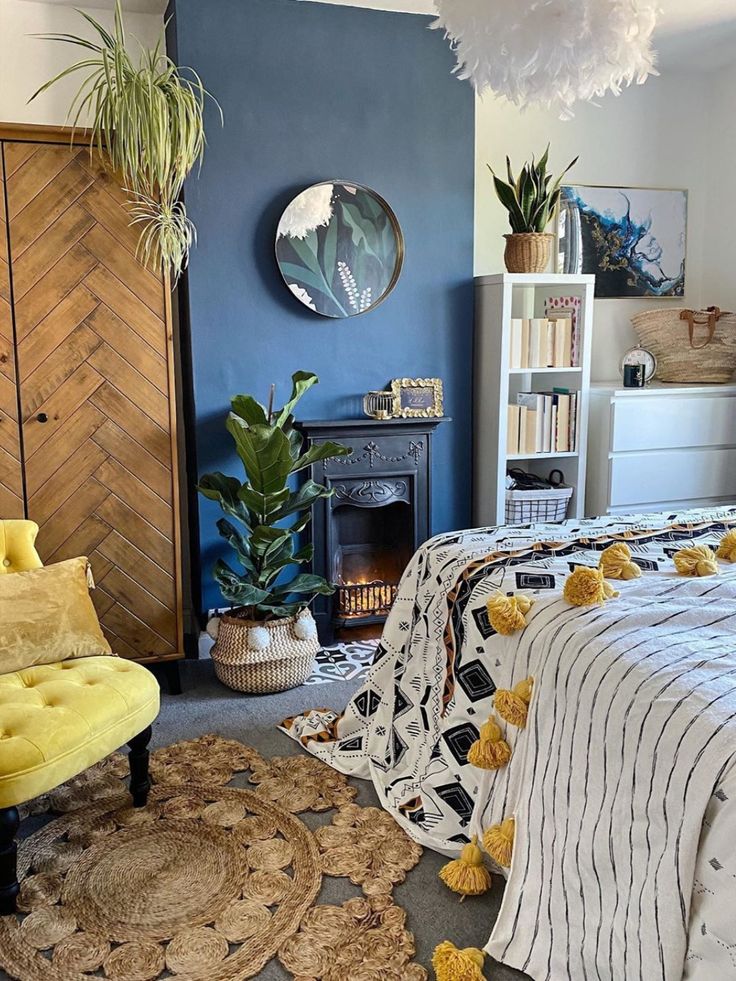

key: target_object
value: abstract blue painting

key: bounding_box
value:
[557,185,688,298]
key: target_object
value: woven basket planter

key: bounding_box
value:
[211,610,320,694]
[503,232,554,274]
[631,307,736,384]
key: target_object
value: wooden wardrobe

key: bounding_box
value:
[0,125,184,669]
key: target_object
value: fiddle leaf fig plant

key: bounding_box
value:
[29,0,221,281]
[198,372,351,620]
[488,145,578,233]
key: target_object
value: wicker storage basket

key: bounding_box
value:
[505,484,573,525]
[631,306,736,383]
[211,611,320,694]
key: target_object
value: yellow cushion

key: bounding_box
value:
[0,520,43,574]
[0,657,160,808]
[0,556,112,673]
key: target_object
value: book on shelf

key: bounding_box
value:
[542,393,553,453]
[545,296,582,367]
[507,404,521,458]
[506,388,578,455]
[509,316,575,369]
[555,391,570,453]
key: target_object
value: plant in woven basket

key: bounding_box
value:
[489,146,578,272]
[29,0,221,281]
[198,371,351,621]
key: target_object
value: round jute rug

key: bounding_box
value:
[0,783,322,981]
[2,735,428,980]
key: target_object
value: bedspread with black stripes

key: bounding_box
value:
[482,575,736,981]
[282,506,736,979]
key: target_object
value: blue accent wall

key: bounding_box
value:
[170,0,475,612]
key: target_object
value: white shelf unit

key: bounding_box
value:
[473,272,595,526]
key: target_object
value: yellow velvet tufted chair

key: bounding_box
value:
[0,520,160,915]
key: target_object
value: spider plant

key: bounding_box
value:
[488,146,578,233]
[29,0,221,281]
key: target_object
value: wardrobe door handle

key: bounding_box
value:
[37,413,48,423]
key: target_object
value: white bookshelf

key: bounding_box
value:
[473,272,595,526]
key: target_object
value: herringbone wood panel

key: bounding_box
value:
[0,147,24,517]
[3,141,181,661]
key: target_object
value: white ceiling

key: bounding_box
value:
[11,0,736,70]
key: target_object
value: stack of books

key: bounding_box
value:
[509,317,576,369]
[507,389,579,456]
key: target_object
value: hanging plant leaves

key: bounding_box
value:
[29,0,222,282]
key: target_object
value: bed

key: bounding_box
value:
[282,506,736,980]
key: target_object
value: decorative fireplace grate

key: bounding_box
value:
[336,580,399,618]
[296,417,446,642]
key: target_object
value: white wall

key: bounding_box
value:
[703,61,736,311]
[475,73,713,381]
[0,0,165,126]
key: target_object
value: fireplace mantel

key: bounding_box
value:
[297,417,449,642]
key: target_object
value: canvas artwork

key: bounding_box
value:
[557,185,688,298]
[275,181,403,318]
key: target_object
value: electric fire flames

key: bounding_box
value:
[336,579,398,618]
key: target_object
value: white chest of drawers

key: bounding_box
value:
[586,381,736,515]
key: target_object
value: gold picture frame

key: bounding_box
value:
[390,377,444,418]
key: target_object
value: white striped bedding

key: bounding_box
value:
[282,506,736,979]
[479,576,736,981]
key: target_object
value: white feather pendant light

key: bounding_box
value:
[432,0,659,118]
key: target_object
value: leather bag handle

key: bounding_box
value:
[679,306,721,350]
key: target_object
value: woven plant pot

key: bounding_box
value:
[631,307,736,383]
[504,232,554,274]
[211,610,320,694]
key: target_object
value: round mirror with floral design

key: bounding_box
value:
[275,181,403,318]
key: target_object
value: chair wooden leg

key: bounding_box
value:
[0,806,20,915]
[127,726,153,808]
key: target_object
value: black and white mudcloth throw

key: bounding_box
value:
[283,507,736,979]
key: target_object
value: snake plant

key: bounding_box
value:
[489,146,578,233]
[198,372,351,620]
[29,0,221,281]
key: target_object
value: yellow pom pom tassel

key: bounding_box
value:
[483,817,515,868]
[716,529,736,563]
[563,566,619,607]
[673,545,719,577]
[486,591,533,636]
[599,542,641,581]
[494,676,534,728]
[439,836,492,897]
[467,715,511,770]
[432,941,486,981]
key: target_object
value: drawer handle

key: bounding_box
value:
[37,413,48,423]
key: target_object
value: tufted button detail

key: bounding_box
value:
[2,559,10,568]
[0,654,159,804]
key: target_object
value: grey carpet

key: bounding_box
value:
[6,657,528,980]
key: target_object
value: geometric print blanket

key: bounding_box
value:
[282,506,736,979]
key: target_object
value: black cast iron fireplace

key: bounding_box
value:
[297,418,446,643]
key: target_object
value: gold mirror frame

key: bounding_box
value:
[390,377,444,419]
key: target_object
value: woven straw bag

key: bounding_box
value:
[631,306,736,383]
[211,610,320,693]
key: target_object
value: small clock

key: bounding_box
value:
[620,346,656,383]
